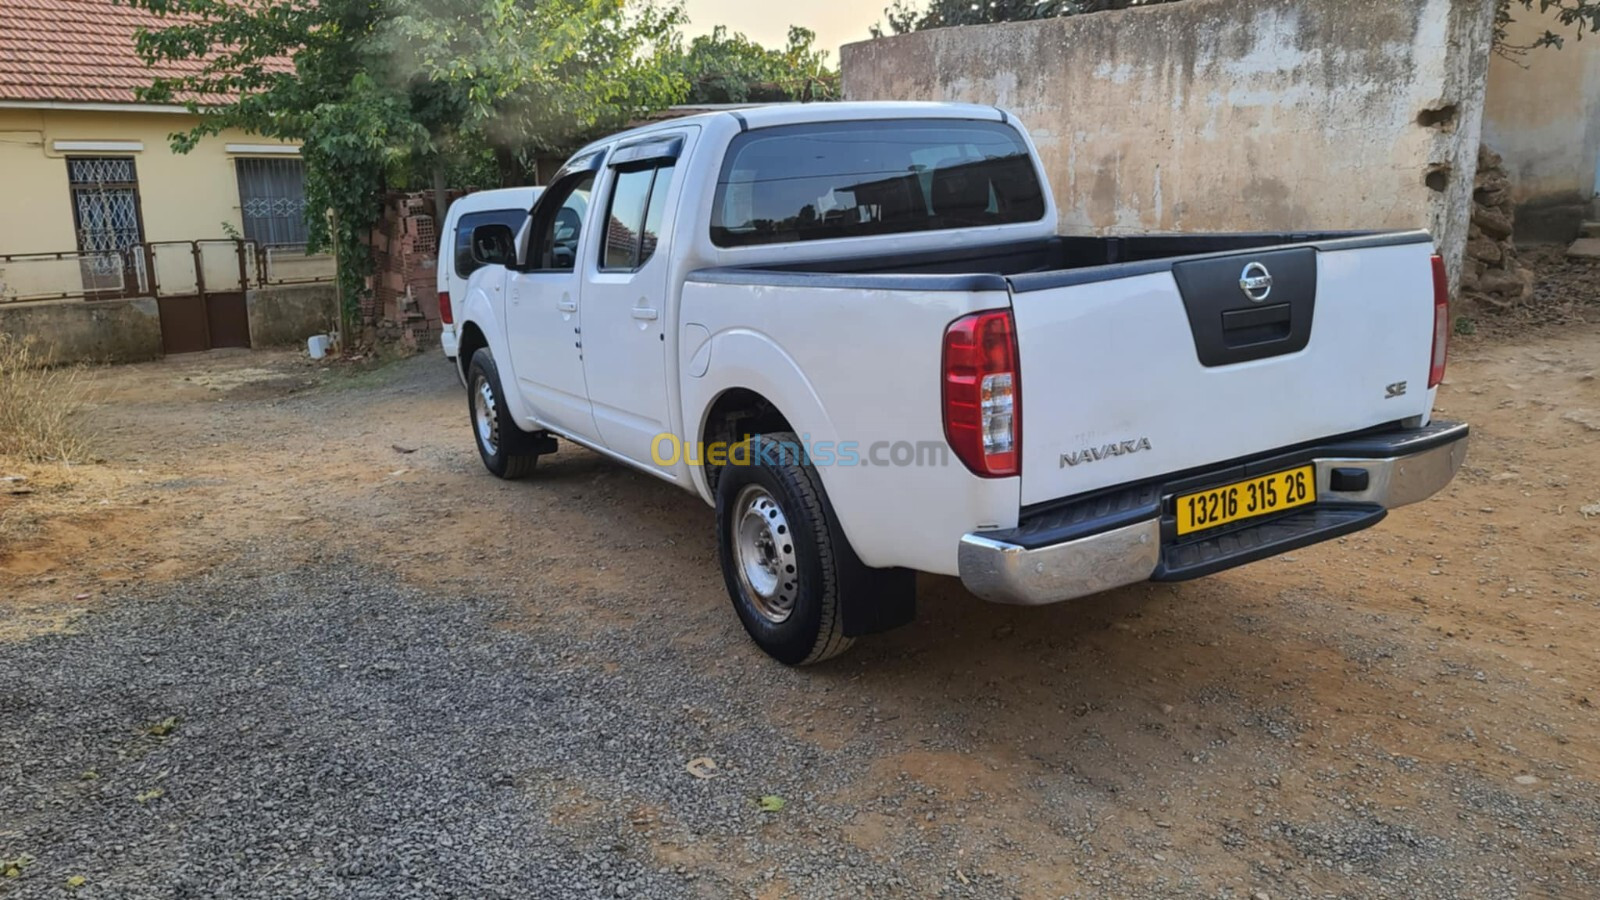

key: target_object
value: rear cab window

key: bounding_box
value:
[711,119,1046,248]
[454,209,531,278]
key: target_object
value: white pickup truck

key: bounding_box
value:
[454,102,1468,665]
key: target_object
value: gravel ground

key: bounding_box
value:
[3,303,1600,897]
[1,549,925,899]
[12,547,1595,900]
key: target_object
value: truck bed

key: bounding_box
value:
[686,228,1442,513]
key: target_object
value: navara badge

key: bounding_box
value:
[1061,437,1153,468]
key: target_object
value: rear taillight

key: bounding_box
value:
[438,290,453,325]
[1429,255,1449,388]
[943,309,1020,478]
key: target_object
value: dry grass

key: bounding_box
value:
[0,335,91,463]
[0,335,97,550]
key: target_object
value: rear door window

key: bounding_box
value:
[600,163,676,271]
[711,119,1046,248]
[454,209,530,278]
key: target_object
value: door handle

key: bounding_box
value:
[631,307,659,321]
[557,299,577,313]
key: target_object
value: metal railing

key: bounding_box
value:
[0,238,335,304]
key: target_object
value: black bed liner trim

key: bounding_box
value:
[1008,230,1434,293]
[989,420,1467,551]
[686,230,1434,295]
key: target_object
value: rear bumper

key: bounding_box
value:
[958,421,1469,606]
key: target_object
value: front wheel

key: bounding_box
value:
[467,348,550,479]
[715,432,854,665]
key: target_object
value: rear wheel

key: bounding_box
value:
[467,348,549,479]
[715,432,853,665]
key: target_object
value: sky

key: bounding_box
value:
[679,0,887,60]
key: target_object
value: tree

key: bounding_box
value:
[873,0,1179,35]
[669,25,838,103]
[128,0,688,331]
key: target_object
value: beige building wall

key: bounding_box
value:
[841,0,1498,294]
[0,107,301,298]
[1482,7,1600,242]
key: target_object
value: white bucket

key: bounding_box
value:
[307,334,331,359]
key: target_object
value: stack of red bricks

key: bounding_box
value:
[365,192,445,347]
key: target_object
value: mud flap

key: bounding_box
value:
[817,485,916,636]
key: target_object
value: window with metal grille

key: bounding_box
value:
[235,158,310,247]
[67,156,145,290]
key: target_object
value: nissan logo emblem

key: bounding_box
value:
[1239,262,1273,302]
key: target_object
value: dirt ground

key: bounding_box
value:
[3,293,1600,896]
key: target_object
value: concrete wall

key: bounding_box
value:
[0,108,301,296]
[841,0,1498,294]
[1482,7,1600,243]
[0,283,331,365]
[0,297,162,365]
[248,283,336,348]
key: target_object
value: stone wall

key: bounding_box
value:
[1462,145,1536,308]
[840,0,1500,298]
[1482,4,1600,244]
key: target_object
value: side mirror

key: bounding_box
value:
[470,223,517,267]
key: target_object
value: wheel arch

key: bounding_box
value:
[457,320,489,382]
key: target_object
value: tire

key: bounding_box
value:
[467,348,548,479]
[715,431,855,665]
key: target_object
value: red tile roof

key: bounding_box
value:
[0,0,284,105]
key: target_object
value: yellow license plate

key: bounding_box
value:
[1176,465,1316,536]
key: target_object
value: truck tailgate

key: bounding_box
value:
[1007,238,1439,507]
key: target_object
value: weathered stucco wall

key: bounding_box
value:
[247,283,336,348]
[0,284,331,365]
[0,297,162,365]
[1482,7,1600,243]
[842,0,1497,294]
[0,108,300,266]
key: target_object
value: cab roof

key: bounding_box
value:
[576,101,1011,157]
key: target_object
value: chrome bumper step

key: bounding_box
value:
[958,421,1469,606]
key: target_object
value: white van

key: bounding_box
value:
[436,186,543,361]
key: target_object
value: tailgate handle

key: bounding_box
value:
[1221,303,1291,347]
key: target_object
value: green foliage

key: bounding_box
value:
[127,0,689,333]
[873,0,1181,35]
[1498,0,1600,53]
[669,25,838,103]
